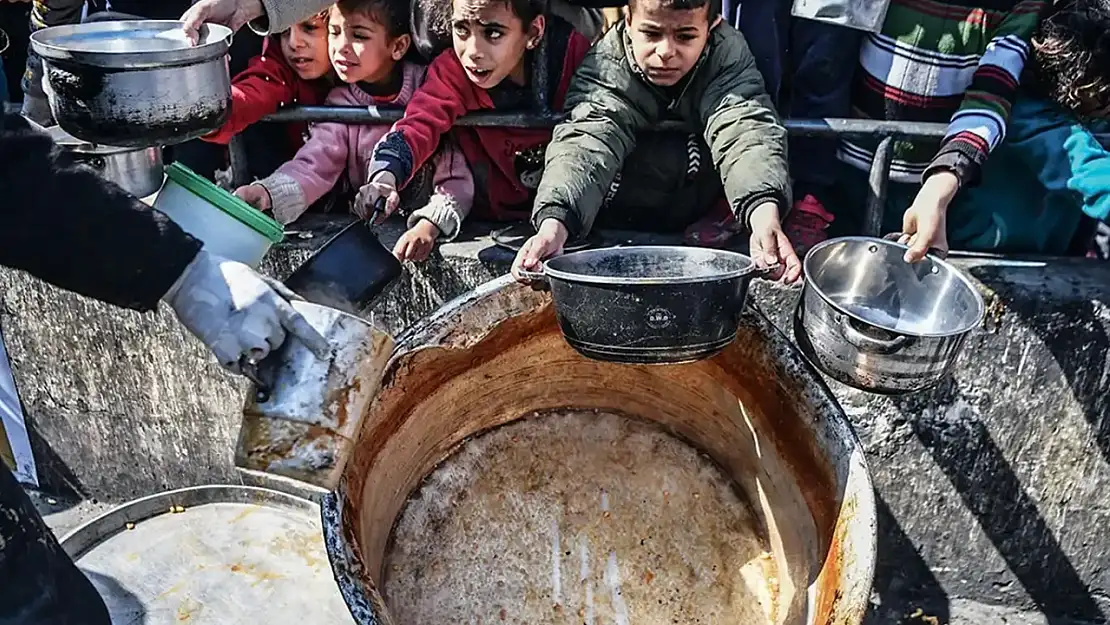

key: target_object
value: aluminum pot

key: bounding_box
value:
[518,245,772,364]
[237,300,395,490]
[793,236,985,394]
[31,20,232,147]
[48,125,163,197]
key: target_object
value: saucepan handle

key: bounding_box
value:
[366,198,386,225]
[753,262,781,279]
[882,232,947,259]
[516,266,548,284]
[838,315,912,354]
[239,357,273,403]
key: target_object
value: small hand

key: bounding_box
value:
[354,171,400,222]
[393,219,441,262]
[511,219,569,281]
[749,202,802,284]
[181,0,265,45]
[234,184,272,212]
[900,171,957,263]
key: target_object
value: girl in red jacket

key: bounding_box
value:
[355,0,591,222]
[202,10,334,153]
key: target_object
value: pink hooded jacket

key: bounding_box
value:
[257,61,474,239]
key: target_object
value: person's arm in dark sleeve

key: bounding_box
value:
[0,114,202,311]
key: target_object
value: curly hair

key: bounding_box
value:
[337,0,412,38]
[1028,0,1110,118]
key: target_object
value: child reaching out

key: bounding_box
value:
[355,0,592,222]
[938,0,1110,254]
[829,0,1048,262]
[511,0,801,283]
[234,0,474,262]
[202,10,333,152]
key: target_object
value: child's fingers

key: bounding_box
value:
[904,218,938,263]
[384,191,402,219]
[391,236,410,261]
[777,232,803,283]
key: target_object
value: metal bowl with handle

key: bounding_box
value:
[793,236,985,394]
[518,246,773,365]
[31,20,232,147]
[47,125,163,197]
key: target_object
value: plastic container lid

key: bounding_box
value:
[163,162,285,244]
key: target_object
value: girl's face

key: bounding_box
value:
[281,14,332,80]
[451,0,544,89]
[328,6,410,84]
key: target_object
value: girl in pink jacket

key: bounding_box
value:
[235,0,473,262]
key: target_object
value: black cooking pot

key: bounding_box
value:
[518,246,772,364]
[283,207,401,313]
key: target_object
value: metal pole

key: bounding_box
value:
[228,134,250,188]
[532,0,551,113]
[865,136,895,237]
[261,108,1110,145]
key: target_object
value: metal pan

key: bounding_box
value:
[283,201,401,313]
[518,245,774,364]
[59,485,355,625]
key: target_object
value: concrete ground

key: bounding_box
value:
[24,486,1097,625]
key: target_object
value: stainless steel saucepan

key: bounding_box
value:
[793,236,985,394]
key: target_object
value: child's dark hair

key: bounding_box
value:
[1027,0,1110,117]
[627,0,722,20]
[337,0,411,38]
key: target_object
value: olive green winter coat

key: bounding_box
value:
[532,21,790,240]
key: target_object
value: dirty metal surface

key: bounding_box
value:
[60,485,354,625]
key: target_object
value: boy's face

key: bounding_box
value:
[328,6,410,85]
[281,14,332,80]
[626,0,715,87]
[452,0,544,89]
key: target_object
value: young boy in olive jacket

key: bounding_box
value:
[512,0,801,283]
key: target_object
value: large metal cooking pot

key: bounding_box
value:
[793,236,985,394]
[518,246,772,364]
[48,125,163,197]
[31,20,232,147]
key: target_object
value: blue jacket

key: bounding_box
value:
[949,97,1110,254]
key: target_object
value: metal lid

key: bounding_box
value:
[30,20,232,69]
[164,162,285,244]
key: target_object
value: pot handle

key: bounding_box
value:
[516,266,547,283]
[239,357,272,403]
[753,262,781,279]
[839,315,912,354]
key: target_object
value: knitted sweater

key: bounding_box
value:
[840,0,1047,186]
[256,62,474,238]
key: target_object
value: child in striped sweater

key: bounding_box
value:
[827,0,1047,262]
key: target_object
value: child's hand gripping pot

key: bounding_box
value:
[748,201,802,283]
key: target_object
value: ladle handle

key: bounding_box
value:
[239,357,272,403]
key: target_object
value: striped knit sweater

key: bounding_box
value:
[839,0,1047,186]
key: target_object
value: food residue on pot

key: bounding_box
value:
[382,410,780,624]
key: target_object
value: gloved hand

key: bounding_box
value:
[163,250,332,373]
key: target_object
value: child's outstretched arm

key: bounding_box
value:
[363,52,477,217]
[234,118,351,224]
[404,138,476,242]
[202,53,298,145]
[903,0,1047,262]
[698,28,798,282]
